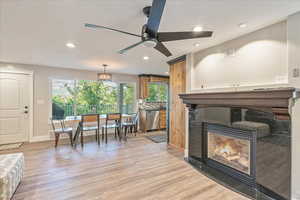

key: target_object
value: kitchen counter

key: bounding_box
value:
[140,107,166,111]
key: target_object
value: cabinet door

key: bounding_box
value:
[139,76,150,99]
[169,60,186,149]
[159,110,166,129]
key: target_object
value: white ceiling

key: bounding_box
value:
[0,0,300,75]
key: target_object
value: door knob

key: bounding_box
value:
[24,106,29,114]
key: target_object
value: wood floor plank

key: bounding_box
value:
[0,135,249,200]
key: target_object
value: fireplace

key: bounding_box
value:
[208,131,250,174]
[179,88,298,200]
[204,123,255,186]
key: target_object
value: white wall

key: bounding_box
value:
[191,21,288,92]
[287,12,300,200]
[0,62,139,141]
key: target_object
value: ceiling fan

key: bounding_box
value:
[84,0,213,57]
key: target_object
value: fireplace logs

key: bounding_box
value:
[208,131,250,175]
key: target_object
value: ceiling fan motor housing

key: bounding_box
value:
[141,24,157,48]
[143,6,151,18]
[141,24,148,40]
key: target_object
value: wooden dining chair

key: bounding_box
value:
[80,114,100,147]
[122,113,139,139]
[51,118,73,148]
[101,113,122,144]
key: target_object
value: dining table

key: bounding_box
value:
[62,114,134,146]
[64,114,133,123]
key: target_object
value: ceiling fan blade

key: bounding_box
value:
[118,40,146,54]
[85,23,141,38]
[154,42,172,57]
[146,0,166,36]
[157,31,213,42]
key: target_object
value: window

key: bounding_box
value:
[120,83,135,114]
[51,79,135,119]
[146,82,168,102]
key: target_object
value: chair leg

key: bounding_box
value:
[97,130,100,146]
[124,126,128,141]
[69,132,73,147]
[80,131,84,148]
[114,128,117,140]
[119,127,122,142]
[102,127,104,142]
[130,126,133,133]
[105,127,108,144]
[55,133,60,148]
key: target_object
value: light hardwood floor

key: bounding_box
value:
[0,134,249,200]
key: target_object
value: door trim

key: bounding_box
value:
[0,70,34,143]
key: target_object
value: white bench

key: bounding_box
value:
[0,153,24,200]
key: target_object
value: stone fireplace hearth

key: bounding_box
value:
[179,88,299,200]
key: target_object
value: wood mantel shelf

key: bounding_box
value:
[179,87,298,108]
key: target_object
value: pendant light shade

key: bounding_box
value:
[97,64,112,81]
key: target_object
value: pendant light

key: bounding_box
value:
[97,64,112,81]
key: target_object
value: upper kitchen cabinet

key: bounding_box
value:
[138,75,150,99]
[150,76,169,83]
[138,75,169,99]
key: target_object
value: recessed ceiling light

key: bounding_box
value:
[194,43,200,47]
[143,56,149,60]
[66,42,76,48]
[239,23,247,28]
[193,26,203,32]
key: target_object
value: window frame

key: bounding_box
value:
[50,78,137,119]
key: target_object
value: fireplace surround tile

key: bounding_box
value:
[187,107,290,200]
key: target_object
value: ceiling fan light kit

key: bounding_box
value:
[85,0,213,57]
[143,39,158,48]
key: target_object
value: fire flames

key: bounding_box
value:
[211,137,249,173]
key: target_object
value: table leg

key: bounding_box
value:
[55,133,60,148]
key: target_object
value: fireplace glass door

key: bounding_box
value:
[207,131,251,175]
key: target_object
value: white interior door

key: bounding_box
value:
[0,73,30,144]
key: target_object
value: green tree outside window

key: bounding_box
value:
[52,80,135,118]
[146,83,168,102]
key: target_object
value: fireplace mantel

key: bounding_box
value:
[179,87,298,109]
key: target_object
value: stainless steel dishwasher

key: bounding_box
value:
[139,109,160,132]
[145,110,160,131]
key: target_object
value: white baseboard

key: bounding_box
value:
[30,135,50,143]
[184,149,188,158]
